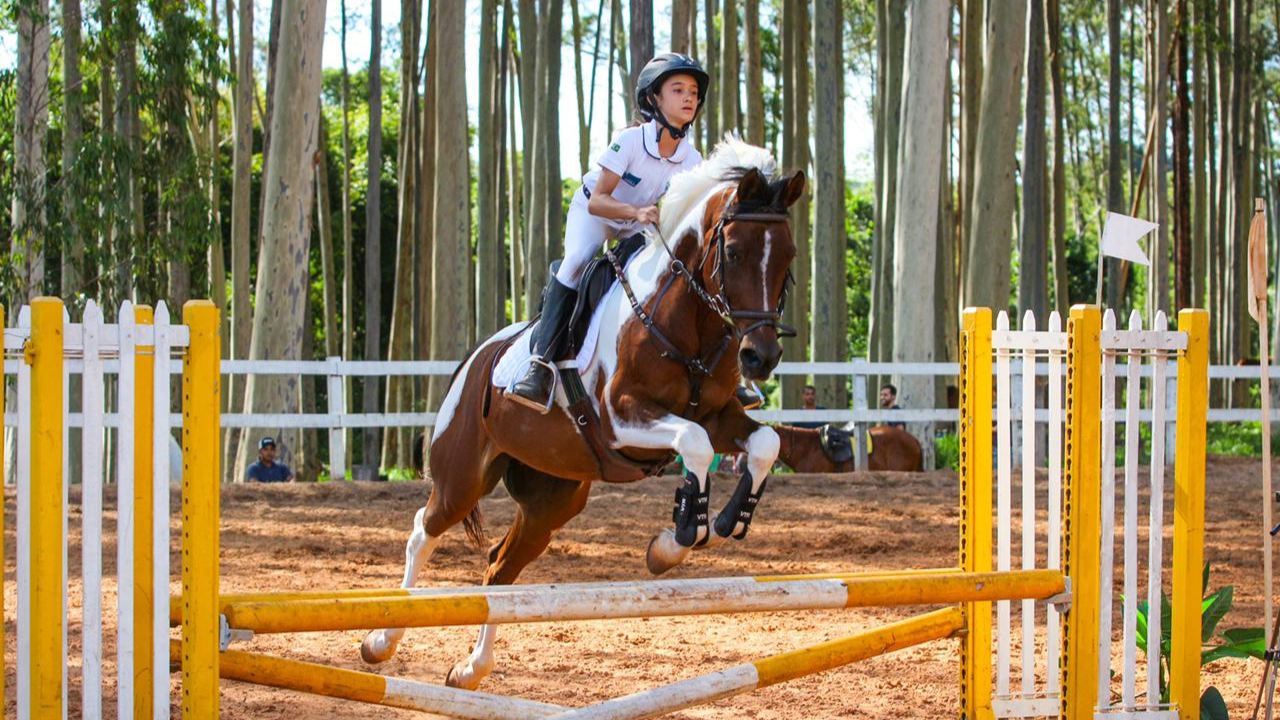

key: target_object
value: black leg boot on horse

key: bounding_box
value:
[508,276,578,413]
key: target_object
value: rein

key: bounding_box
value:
[605,201,796,415]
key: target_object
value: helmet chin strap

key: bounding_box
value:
[652,101,692,142]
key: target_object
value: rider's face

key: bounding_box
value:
[655,74,699,127]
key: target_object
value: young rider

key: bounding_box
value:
[508,53,762,413]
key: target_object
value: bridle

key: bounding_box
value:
[652,202,798,341]
[605,197,796,414]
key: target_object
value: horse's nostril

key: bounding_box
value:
[740,348,762,369]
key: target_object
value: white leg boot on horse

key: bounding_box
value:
[360,506,440,663]
[609,415,716,575]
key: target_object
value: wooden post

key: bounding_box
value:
[959,307,993,720]
[1061,305,1102,720]
[1170,309,1208,720]
[29,297,64,719]
[182,300,222,718]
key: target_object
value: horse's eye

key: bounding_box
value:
[726,247,740,263]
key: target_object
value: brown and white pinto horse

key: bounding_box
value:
[361,139,804,689]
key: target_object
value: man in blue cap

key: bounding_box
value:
[246,436,294,482]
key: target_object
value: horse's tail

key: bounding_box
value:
[462,506,486,549]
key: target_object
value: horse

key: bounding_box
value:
[361,138,804,690]
[773,424,925,473]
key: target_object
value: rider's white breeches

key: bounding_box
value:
[555,203,612,288]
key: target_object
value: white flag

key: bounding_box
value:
[1099,212,1157,266]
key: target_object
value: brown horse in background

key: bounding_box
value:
[362,139,804,690]
[773,424,925,473]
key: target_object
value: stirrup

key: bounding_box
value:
[507,357,560,414]
[736,385,763,411]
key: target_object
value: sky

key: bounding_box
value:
[0,0,876,181]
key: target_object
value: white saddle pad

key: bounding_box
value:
[491,281,622,389]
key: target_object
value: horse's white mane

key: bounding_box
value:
[657,135,779,240]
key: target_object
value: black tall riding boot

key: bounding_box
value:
[508,277,578,413]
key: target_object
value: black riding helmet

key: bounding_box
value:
[635,53,710,141]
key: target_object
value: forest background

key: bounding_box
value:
[3,0,1277,478]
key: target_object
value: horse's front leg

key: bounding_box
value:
[703,408,779,547]
[611,412,717,574]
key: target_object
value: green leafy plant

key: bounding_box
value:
[1133,563,1265,716]
[934,432,959,471]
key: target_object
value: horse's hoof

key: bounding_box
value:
[445,663,483,691]
[646,530,692,575]
[360,631,394,664]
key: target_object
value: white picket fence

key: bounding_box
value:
[987,308,1186,719]
[5,308,1273,481]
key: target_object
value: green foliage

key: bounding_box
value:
[934,432,959,471]
[845,182,874,358]
[1205,422,1280,458]
[1133,563,1264,708]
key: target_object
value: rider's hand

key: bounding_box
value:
[634,205,660,225]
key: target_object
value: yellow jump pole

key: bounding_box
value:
[167,568,964,626]
[221,570,1065,635]
[959,307,993,720]
[133,304,155,719]
[168,640,569,720]
[544,607,967,720]
[1061,305,1103,720]
[182,301,221,718]
[1170,309,1208,720]
[29,298,64,720]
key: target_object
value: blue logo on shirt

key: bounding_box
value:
[622,171,642,187]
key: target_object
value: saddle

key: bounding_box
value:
[564,233,647,357]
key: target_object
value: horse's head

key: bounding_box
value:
[699,167,806,381]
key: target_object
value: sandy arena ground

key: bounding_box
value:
[3,455,1269,718]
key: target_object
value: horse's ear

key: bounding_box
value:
[778,170,806,208]
[735,168,768,204]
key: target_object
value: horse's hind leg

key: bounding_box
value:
[360,452,507,664]
[446,464,591,690]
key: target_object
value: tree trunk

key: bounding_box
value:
[869,0,904,385]
[962,0,1026,313]
[892,0,949,470]
[744,0,763,145]
[317,119,340,359]
[524,0,548,314]
[959,0,982,282]
[479,0,503,335]
[1148,0,1171,320]
[233,0,327,481]
[811,0,845,409]
[429,0,473,409]
[719,0,740,135]
[570,0,590,176]
[672,0,692,53]
[1173,0,1192,312]
[363,0,384,471]
[544,0,565,267]
[299,290,321,481]
[61,0,83,297]
[1191,0,1206,309]
[780,0,811,409]
[416,0,438,417]
[703,0,719,146]
[114,0,140,300]
[1019,0,1048,319]
[630,0,654,95]
[1047,0,1068,313]
[383,0,421,469]
[12,0,49,300]
[227,0,255,480]
[339,0,355,476]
